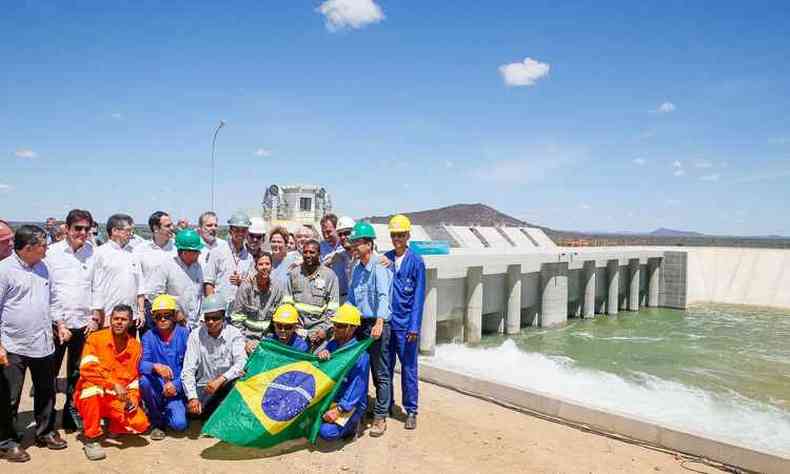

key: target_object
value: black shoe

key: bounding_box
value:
[405,413,417,430]
[0,445,31,463]
[62,413,83,431]
[36,432,68,450]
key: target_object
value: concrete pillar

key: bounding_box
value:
[506,265,522,335]
[419,269,438,355]
[465,266,483,343]
[647,257,661,307]
[582,261,596,318]
[628,258,640,311]
[540,262,568,327]
[607,260,619,315]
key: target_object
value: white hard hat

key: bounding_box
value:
[249,217,266,235]
[337,216,355,232]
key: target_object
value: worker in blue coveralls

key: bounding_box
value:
[139,294,190,440]
[316,303,369,441]
[347,221,393,437]
[264,304,309,353]
[384,215,426,430]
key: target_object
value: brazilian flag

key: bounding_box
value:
[202,337,372,447]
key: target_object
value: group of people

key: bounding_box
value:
[0,210,426,463]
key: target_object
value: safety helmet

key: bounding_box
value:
[201,295,226,316]
[349,221,376,241]
[248,217,267,235]
[175,229,204,251]
[151,294,177,312]
[337,216,356,232]
[272,304,299,325]
[389,214,412,233]
[227,211,252,228]
[331,303,362,326]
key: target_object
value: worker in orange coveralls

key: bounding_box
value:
[74,304,150,461]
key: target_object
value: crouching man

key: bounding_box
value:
[139,295,190,440]
[182,295,247,419]
[316,304,369,442]
[265,304,309,352]
[75,304,150,461]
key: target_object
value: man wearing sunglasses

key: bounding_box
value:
[45,209,97,432]
[182,295,247,419]
[316,303,369,442]
[139,294,190,441]
[265,304,309,352]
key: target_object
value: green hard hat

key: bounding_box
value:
[227,211,251,228]
[350,221,376,241]
[175,229,204,251]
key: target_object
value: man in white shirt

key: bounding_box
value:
[90,214,145,330]
[205,212,253,308]
[1,225,68,463]
[134,211,176,331]
[46,209,97,432]
[197,211,227,268]
[0,220,13,261]
[146,229,205,330]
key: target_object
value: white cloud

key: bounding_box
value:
[498,57,550,87]
[0,184,11,192]
[665,199,681,206]
[111,112,122,119]
[700,173,720,182]
[673,169,686,177]
[632,157,646,165]
[672,160,682,168]
[580,203,592,210]
[695,159,713,168]
[444,160,453,168]
[255,148,272,157]
[14,149,37,159]
[317,0,384,32]
[657,102,676,113]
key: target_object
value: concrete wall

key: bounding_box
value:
[686,247,790,308]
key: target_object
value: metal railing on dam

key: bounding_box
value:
[418,247,688,355]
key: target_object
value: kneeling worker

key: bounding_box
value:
[139,295,190,440]
[266,304,309,352]
[316,304,369,441]
[182,295,247,419]
[75,304,150,461]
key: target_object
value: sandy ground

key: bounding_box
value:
[9,374,725,474]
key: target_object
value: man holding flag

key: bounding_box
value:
[315,304,369,442]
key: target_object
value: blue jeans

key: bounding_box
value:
[358,320,391,419]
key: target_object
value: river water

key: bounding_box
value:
[427,304,790,456]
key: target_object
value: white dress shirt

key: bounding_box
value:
[91,239,143,318]
[145,255,204,329]
[0,253,54,357]
[134,238,176,284]
[46,239,94,329]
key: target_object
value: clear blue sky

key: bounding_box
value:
[2,1,789,235]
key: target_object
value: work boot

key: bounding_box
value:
[0,445,31,463]
[150,428,166,441]
[405,413,417,430]
[369,417,387,437]
[83,441,106,461]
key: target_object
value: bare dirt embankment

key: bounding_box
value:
[12,375,724,473]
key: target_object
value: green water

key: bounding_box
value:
[482,304,790,411]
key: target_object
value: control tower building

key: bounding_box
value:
[261,184,332,232]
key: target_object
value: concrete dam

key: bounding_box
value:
[381,223,790,473]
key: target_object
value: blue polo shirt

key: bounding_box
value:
[348,256,392,321]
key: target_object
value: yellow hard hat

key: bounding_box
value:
[272,304,299,325]
[389,214,412,233]
[330,303,362,327]
[151,294,177,312]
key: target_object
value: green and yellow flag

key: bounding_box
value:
[202,338,372,447]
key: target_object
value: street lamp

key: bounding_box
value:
[210,120,226,211]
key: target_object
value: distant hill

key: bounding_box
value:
[650,228,705,237]
[365,203,530,227]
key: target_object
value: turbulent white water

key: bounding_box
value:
[427,340,790,456]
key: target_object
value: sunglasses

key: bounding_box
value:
[153,313,174,321]
[334,323,353,330]
[204,314,224,322]
[72,225,91,232]
[338,231,351,237]
[248,233,265,240]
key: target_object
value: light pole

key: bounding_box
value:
[210,120,226,211]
